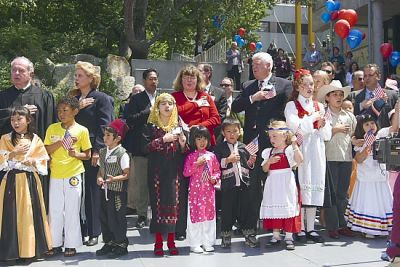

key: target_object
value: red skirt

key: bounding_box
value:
[263,214,301,233]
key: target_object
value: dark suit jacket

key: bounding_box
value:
[75,89,115,153]
[0,85,57,139]
[348,88,398,128]
[124,90,152,156]
[231,76,292,150]
[208,85,227,120]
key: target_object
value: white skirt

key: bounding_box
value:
[260,168,299,219]
[345,179,393,235]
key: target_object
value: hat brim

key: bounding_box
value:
[316,84,351,103]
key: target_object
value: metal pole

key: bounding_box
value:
[295,0,302,69]
[368,0,373,63]
[308,5,315,46]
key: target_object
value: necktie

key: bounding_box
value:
[259,80,264,90]
[368,90,375,100]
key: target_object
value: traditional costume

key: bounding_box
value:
[183,149,220,250]
[0,133,52,261]
[260,146,301,233]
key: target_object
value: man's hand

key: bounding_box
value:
[24,104,38,114]
[361,99,373,110]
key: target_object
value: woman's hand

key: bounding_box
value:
[163,133,178,143]
[91,152,99,166]
[178,133,186,147]
[97,177,104,186]
[79,97,95,109]
[196,156,206,166]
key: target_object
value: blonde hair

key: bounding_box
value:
[172,64,206,92]
[75,61,101,89]
[313,70,330,85]
[267,120,293,145]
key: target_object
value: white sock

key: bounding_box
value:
[306,207,317,233]
[285,232,293,241]
[273,230,281,241]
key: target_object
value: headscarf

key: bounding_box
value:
[147,93,179,133]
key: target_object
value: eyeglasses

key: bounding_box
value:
[220,84,232,87]
[323,69,333,74]
[358,77,364,81]
[182,76,197,81]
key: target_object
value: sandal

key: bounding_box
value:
[44,247,63,257]
[64,248,77,257]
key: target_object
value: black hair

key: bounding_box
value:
[221,117,241,131]
[189,126,211,151]
[354,114,378,139]
[10,106,34,146]
[142,68,158,80]
[104,126,119,139]
[57,95,80,110]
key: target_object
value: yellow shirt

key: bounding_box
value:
[44,122,92,179]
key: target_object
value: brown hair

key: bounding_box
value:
[172,64,206,92]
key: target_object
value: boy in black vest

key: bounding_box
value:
[96,119,130,258]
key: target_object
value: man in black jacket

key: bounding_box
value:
[125,68,158,228]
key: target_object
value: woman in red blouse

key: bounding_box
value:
[172,65,221,146]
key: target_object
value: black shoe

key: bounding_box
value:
[306,231,324,243]
[244,234,258,248]
[295,231,307,243]
[96,244,114,256]
[175,233,186,241]
[221,236,232,248]
[135,216,147,228]
[86,237,98,246]
[107,246,128,258]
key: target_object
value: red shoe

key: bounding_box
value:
[338,227,355,237]
[154,243,164,256]
[167,243,179,256]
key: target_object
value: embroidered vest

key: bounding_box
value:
[99,146,127,192]
[294,100,320,129]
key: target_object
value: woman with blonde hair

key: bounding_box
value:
[71,61,114,246]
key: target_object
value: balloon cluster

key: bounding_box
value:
[380,43,400,68]
[233,27,263,52]
[321,0,365,50]
[212,15,225,30]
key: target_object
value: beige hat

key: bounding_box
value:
[316,80,351,103]
[385,78,398,91]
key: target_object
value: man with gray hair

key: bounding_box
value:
[231,51,292,247]
[0,56,57,139]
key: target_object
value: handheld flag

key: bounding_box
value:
[201,163,211,183]
[245,136,259,155]
[295,127,304,146]
[363,129,376,148]
[62,130,74,150]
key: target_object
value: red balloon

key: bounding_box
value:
[380,43,393,59]
[339,9,358,27]
[338,9,346,17]
[335,19,351,39]
[238,27,246,37]
[249,42,256,52]
[331,11,338,21]
[362,32,366,40]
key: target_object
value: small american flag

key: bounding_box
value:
[178,117,190,133]
[245,136,259,155]
[371,86,386,101]
[201,163,211,183]
[363,130,376,148]
[265,89,277,99]
[62,130,74,150]
[295,127,304,146]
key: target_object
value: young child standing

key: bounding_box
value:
[345,114,393,238]
[260,120,303,250]
[316,81,356,239]
[45,96,92,257]
[214,117,257,248]
[183,126,220,253]
[142,93,187,256]
[96,119,130,258]
[0,107,52,261]
[284,69,332,243]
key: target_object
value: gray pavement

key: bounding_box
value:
[0,215,391,267]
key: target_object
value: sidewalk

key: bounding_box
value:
[1,215,390,267]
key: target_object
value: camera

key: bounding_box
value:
[373,137,400,171]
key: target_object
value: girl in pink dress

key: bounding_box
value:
[183,126,220,253]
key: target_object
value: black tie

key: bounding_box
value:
[259,80,264,90]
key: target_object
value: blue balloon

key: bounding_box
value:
[326,0,336,12]
[256,41,263,50]
[390,51,400,67]
[238,38,245,48]
[321,13,331,24]
[234,34,241,42]
[334,1,341,11]
[346,29,363,49]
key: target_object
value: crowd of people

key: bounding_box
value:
[1,48,400,265]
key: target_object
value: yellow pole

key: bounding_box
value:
[308,5,315,45]
[295,0,302,69]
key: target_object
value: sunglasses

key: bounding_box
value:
[358,77,364,81]
[220,84,232,87]
[323,69,333,74]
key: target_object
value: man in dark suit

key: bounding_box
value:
[125,68,158,228]
[198,63,227,142]
[348,64,397,128]
[231,52,292,246]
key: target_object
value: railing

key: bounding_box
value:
[194,37,227,63]
[171,53,194,62]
